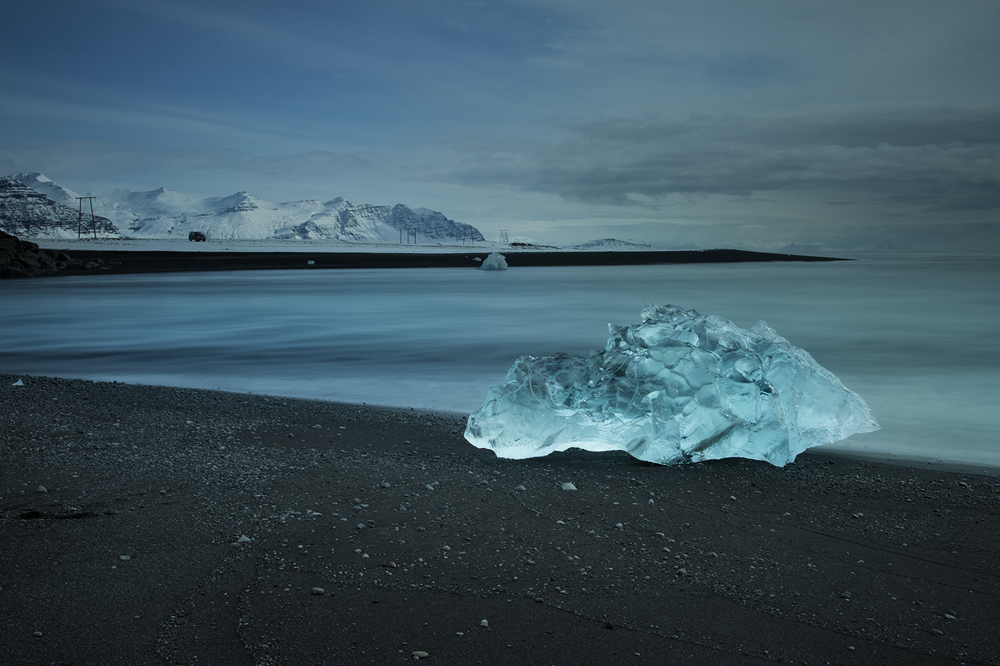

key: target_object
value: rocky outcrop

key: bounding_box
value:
[0,176,119,239]
[0,230,74,278]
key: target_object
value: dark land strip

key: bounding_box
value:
[51,248,844,276]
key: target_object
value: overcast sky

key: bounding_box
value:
[2,0,999,249]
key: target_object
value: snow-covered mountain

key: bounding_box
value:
[0,177,119,239]
[568,238,655,251]
[778,242,834,254]
[2,173,486,243]
[12,172,82,205]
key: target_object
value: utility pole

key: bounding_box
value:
[76,197,97,239]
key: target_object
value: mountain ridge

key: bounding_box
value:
[2,173,486,243]
[0,177,119,239]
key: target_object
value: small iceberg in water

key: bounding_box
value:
[479,252,508,270]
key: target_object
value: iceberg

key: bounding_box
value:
[465,304,879,466]
[479,252,508,270]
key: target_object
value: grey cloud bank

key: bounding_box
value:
[1,1,999,249]
[452,108,1000,208]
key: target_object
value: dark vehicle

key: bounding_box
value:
[188,231,207,242]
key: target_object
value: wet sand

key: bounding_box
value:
[2,374,997,665]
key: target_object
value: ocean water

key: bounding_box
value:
[2,252,998,469]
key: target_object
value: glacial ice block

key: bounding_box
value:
[479,252,508,270]
[465,304,879,466]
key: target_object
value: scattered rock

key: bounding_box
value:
[480,619,489,627]
[35,485,47,493]
[561,482,577,491]
[412,650,429,659]
[0,229,75,278]
[311,587,325,595]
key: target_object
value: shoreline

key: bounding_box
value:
[3,373,999,664]
[41,247,843,276]
[9,372,998,477]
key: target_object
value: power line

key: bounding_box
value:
[76,197,97,239]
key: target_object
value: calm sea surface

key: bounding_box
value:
[2,252,997,468]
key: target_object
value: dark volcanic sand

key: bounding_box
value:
[54,248,843,276]
[2,374,998,665]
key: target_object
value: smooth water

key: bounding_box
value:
[2,253,998,468]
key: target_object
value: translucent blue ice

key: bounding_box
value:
[465,304,879,466]
[479,252,508,270]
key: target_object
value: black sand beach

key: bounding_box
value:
[53,248,843,276]
[3,374,998,665]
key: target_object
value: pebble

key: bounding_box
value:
[412,650,429,659]
[119,555,131,561]
[236,535,251,544]
[561,482,577,491]
[311,587,325,595]
[35,486,47,493]
[514,485,526,491]
[32,631,42,637]
[481,619,489,627]
[425,484,434,491]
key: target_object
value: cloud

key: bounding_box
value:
[104,0,343,69]
[1,142,371,179]
[447,107,1000,212]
